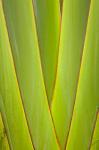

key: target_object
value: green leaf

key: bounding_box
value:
[60,0,63,12]
[51,0,90,148]
[0,1,34,149]
[32,0,60,103]
[91,112,99,150]
[66,0,99,149]
[0,113,10,150]
[2,0,59,149]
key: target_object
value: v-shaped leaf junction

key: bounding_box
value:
[0,0,99,149]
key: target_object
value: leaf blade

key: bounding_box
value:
[0,1,34,149]
[51,0,90,148]
[2,0,60,149]
[66,0,99,148]
[0,113,10,150]
[32,0,60,103]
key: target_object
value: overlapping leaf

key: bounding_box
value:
[91,113,99,150]
[32,0,60,104]
[0,1,34,149]
[51,0,90,148]
[0,0,99,149]
[2,0,60,149]
[67,0,99,148]
[0,113,10,150]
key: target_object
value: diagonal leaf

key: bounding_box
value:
[66,0,99,148]
[32,0,60,104]
[2,0,60,149]
[0,1,34,149]
[91,112,99,150]
[51,0,90,148]
[0,113,10,150]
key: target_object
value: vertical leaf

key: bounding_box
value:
[60,0,63,12]
[91,113,99,150]
[2,0,59,149]
[0,113,10,150]
[0,1,34,149]
[66,0,99,149]
[33,0,60,103]
[51,0,90,148]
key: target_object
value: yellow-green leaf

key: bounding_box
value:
[66,0,99,148]
[0,1,34,149]
[91,112,99,150]
[0,113,10,150]
[51,0,90,148]
[33,0,60,103]
[2,0,60,149]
